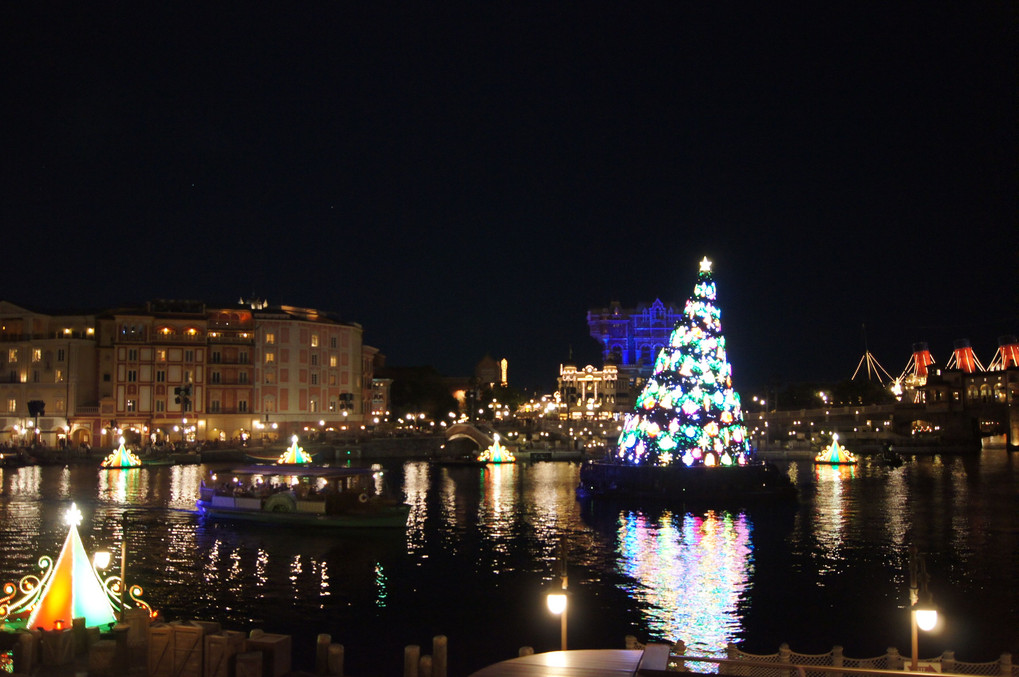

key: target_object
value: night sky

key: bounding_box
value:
[3,4,1015,393]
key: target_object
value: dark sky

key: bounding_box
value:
[3,4,1016,393]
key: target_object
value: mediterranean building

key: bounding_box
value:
[0,299,380,447]
[0,302,98,447]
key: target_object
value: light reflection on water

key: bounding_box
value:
[0,452,1016,676]
[616,509,752,656]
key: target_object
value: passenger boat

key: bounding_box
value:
[197,465,409,528]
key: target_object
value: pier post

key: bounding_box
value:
[316,633,331,674]
[432,635,447,677]
[941,650,956,673]
[519,647,534,656]
[404,644,420,677]
[886,647,903,671]
[999,653,1012,677]
[327,644,344,676]
[419,654,433,677]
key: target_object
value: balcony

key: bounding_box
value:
[208,379,254,386]
[208,334,256,346]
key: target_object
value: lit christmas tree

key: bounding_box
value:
[617,257,753,467]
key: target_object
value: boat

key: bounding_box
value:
[197,465,409,528]
[875,446,904,467]
[813,434,859,465]
[576,459,798,504]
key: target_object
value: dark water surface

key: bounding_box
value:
[1,450,1017,676]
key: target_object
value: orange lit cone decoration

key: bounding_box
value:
[947,339,984,373]
[277,435,312,464]
[813,434,858,465]
[989,335,1019,371]
[1,504,119,631]
[100,438,142,469]
[477,434,516,463]
[909,342,935,380]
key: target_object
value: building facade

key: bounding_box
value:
[0,302,98,448]
[0,299,379,448]
[556,362,620,420]
[587,298,683,380]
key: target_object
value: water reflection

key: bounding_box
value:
[812,463,855,570]
[616,508,752,656]
[479,463,518,562]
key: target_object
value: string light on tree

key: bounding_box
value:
[617,257,752,468]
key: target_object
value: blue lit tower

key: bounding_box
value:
[616,258,752,467]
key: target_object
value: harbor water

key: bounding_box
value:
[1,449,1017,676]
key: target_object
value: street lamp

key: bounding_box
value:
[908,545,938,670]
[546,540,568,651]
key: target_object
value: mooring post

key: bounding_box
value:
[432,635,447,677]
[327,644,345,676]
[316,633,331,674]
[404,644,420,677]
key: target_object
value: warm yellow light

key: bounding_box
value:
[547,592,567,615]
[915,607,938,632]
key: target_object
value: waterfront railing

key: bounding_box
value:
[623,638,1016,677]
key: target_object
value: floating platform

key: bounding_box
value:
[576,460,798,504]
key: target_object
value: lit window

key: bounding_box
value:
[265,352,275,364]
[32,349,41,362]
[55,369,64,383]
[311,334,319,347]
[8,349,17,362]
[157,350,167,362]
[265,332,275,345]
[329,355,337,367]
[7,398,16,413]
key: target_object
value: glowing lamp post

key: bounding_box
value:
[908,545,938,671]
[546,540,569,651]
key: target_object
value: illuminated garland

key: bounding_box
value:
[277,435,312,464]
[617,258,752,467]
[477,434,516,464]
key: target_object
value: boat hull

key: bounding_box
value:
[577,460,798,504]
[197,498,409,528]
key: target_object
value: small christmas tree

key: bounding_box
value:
[617,257,752,467]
